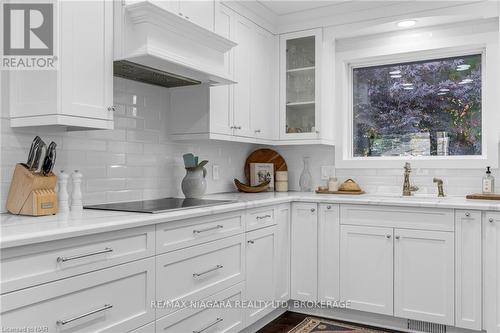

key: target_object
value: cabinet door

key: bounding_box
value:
[251,26,275,141]
[340,225,393,316]
[246,226,277,325]
[232,14,254,138]
[60,0,113,121]
[275,204,291,301]
[455,210,482,330]
[484,212,500,333]
[210,4,234,136]
[279,29,321,140]
[394,229,454,325]
[318,204,340,302]
[178,0,214,31]
[291,203,318,301]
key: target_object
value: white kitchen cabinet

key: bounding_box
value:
[318,203,340,302]
[9,0,114,130]
[279,29,322,142]
[394,229,454,325]
[484,212,500,333]
[245,226,277,325]
[169,5,276,143]
[291,203,318,301]
[0,258,155,332]
[455,210,482,330]
[340,225,394,316]
[150,0,215,31]
[275,204,291,301]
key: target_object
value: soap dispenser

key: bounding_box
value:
[482,166,495,194]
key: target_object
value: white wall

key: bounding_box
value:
[0,77,256,212]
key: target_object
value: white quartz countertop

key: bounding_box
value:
[2,191,500,249]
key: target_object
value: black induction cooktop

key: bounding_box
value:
[84,198,235,214]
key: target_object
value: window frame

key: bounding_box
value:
[336,44,498,169]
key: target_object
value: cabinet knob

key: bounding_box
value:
[326,205,332,210]
[465,212,470,217]
[310,208,316,213]
[254,129,261,133]
[247,240,254,244]
[236,126,242,130]
[395,235,400,240]
[489,217,494,223]
[386,234,391,239]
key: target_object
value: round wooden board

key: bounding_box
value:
[244,148,288,182]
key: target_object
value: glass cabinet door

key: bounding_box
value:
[284,33,318,136]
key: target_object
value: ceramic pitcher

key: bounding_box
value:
[181,167,207,198]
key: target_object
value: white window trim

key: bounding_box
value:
[335,43,499,169]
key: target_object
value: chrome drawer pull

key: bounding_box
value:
[193,317,223,333]
[57,247,113,263]
[193,265,223,278]
[193,225,223,234]
[489,218,494,223]
[56,304,112,326]
[256,214,271,220]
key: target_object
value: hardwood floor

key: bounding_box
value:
[256,311,404,333]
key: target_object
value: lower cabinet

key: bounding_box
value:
[340,224,454,325]
[394,229,454,325]
[0,258,155,332]
[340,225,394,316]
[318,203,340,302]
[291,202,318,301]
[484,212,500,333]
[275,204,291,301]
[245,226,278,326]
[155,282,245,333]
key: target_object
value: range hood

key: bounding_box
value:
[114,1,237,88]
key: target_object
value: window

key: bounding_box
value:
[352,54,482,158]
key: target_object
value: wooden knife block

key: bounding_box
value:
[6,164,58,216]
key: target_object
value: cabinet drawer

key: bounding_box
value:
[156,234,245,317]
[1,226,155,294]
[246,207,275,231]
[156,282,244,333]
[156,212,244,254]
[1,258,155,333]
[340,204,454,231]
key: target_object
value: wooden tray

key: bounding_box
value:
[315,190,366,195]
[244,148,287,182]
[466,193,500,200]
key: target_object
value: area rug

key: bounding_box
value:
[288,317,392,333]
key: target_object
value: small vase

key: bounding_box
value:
[181,167,207,198]
[299,157,313,192]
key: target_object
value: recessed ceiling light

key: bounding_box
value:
[397,20,417,28]
[389,70,401,75]
[391,75,402,78]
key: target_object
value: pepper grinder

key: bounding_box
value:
[57,170,70,213]
[70,170,83,211]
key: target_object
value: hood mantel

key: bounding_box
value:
[114,1,237,87]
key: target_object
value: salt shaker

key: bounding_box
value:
[57,170,70,213]
[70,170,83,211]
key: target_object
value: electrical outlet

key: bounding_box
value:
[321,166,330,180]
[212,165,220,180]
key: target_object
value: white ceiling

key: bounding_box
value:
[256,0,352,16]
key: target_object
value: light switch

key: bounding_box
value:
[321,166,330,180]
[213,165,220,180]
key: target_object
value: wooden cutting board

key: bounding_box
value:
[466,193,500,200]
[244,148,287,182]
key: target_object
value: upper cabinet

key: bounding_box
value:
[169,5,276,143]
[149,0,214,32]
[9,0,114,130]
[280,29,322,142]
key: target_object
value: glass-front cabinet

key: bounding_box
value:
[280,29,321,140]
